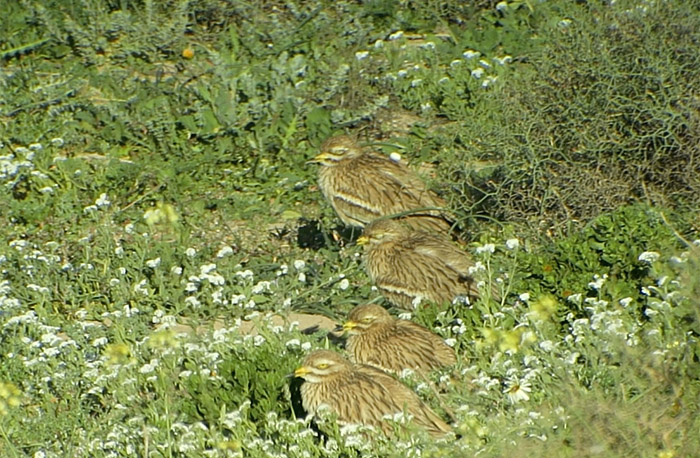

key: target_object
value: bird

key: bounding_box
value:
[308,135,452,234]
[294,349,452,437]
[357,218,484,309]
[340,303,456,375]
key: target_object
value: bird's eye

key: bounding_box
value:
[316,363,329,369]
[361,317,374,323]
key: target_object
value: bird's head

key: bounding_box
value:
[308,135,362,166]
[357,219,408,246]
[293,350,350,383]
[342,304,393,335]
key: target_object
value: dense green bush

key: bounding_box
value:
[1,0,699,456]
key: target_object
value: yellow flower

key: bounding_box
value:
[529,295,559,321]
[104,343,131,365]
[480,328,530,353]
[149,329,179,350]
[144,202,179,226]
[217,440,242,451]
[0,382,22,416]
[499,329,523,353]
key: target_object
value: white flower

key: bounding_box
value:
[185,247,197,258]
[338,279,350,290]
[92,337,109,346]
[411,296,423,309]
[253,335,266,346]
[134,279,149,296]
[301,342,312,351]
[171,266,183,275]
[185,296,201,308]
[216,246,234,258]
[389,152,401,162]
[285,339,301,348]
[139,359,159,374]
[493,55,513,65]
[496,1,508,11]
[565,352,580,365]
[619,297,633,308]
[29,143,43,151]
[463,50,480,59]
[388,31,404,40]
[519,292,530,302]
[482,76,498,88]
[506,238,520,250]
[252,281,271,294]
[467,261,486,275]
[95,193,110,207]
[50,137,65,147]
[200,263,217,275]
[638,251,660,264]
[114,246,124,256]
[588,274,608,291]
[146,257,161,268]
[27,284,50,293]
[203,272,225,286]
[471,68,484,79]
[410,78,422,87]
[558,19,572,28]
[298,272,306,283]
[236,269,254,280]
[504,378,531,403]
[293,260,306,270]
[444,338,457,347]
[355,50,369,60]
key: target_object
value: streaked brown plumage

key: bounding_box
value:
[309,135,451,233]
[358,219,482,309]
[342,304,456,375]
[294,349,451,437]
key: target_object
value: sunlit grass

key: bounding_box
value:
[1,0,699,456]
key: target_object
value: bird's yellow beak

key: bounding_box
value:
[294,366,310,377]
[342,321,358,332]
[356,235,369,246]
[306,152,329,164]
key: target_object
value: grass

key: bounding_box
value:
[1,0,699,456]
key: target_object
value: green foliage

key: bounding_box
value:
[438,0,700,233]
[522,204,690,310]
[1,0,700,456]
[179,327,301,432]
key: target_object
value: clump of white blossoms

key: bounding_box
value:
[638,251,660,264]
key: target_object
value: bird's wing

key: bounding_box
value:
[363,154,446,210]
[409,235,473,276]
